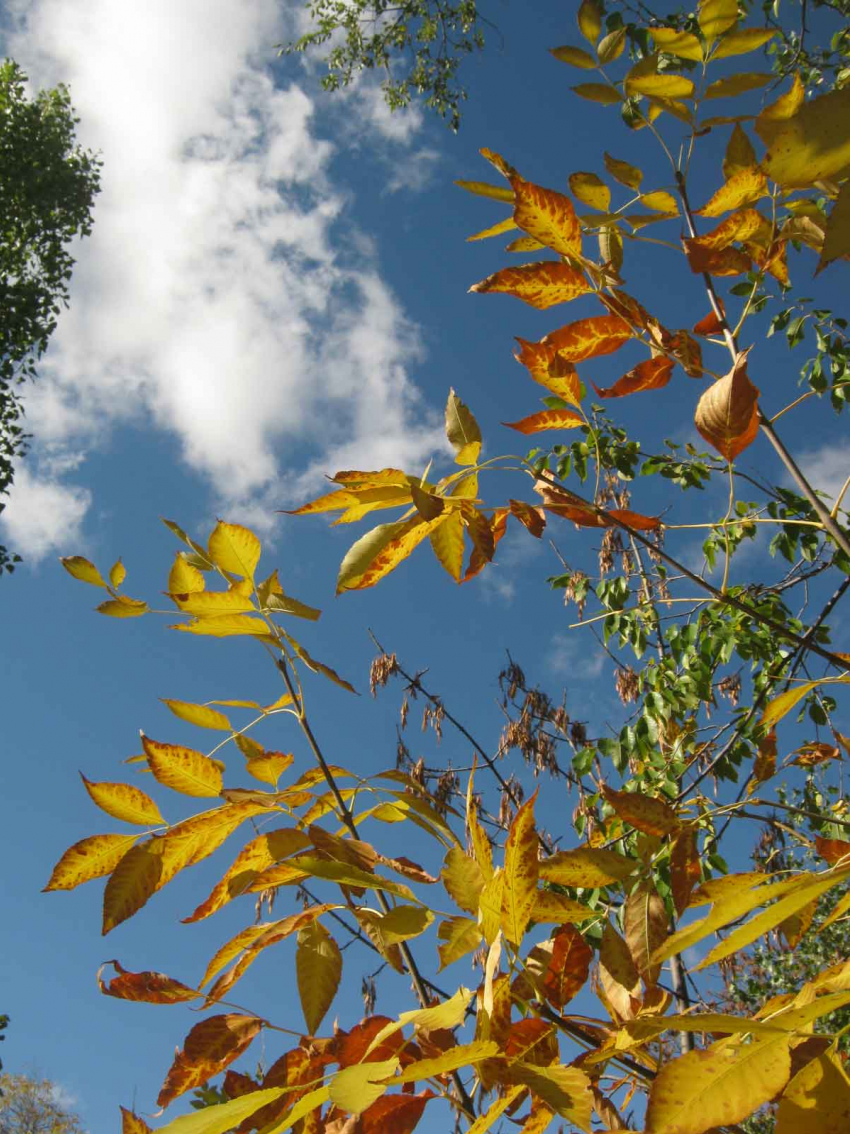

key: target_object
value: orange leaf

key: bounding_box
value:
[697,166,767,218]
[593,357,674,398]
[684,242,752,275]
[464,508,508,581]
[470,261,592,309]
[541,315,633,361]
[514,338,582,406]
[504,409,584,434]
[670,829,701,916]
[512,178,582,258]
[509,499,547,538]
[120,1108,153,1134]
[98,959,198,1004]
[542,925,593,1009]
[157,1014,263,1107]
[360,1090,435,1134]
[602,785,679,836]
[692,304,726,337]
[666,329,704,377]
[694,350,761,461]
[505,1019,559,1065]
[690,208,769,250]
[814,837,850,866]
[501,790,540,945]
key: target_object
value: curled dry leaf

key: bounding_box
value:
[694,350,760,462]
[97,959,198,1004]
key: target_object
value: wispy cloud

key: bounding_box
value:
[547,630,606,680]
[1,0,445,561]
[797,441,849,509]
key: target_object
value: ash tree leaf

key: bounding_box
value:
[817,182,850,275]
[97,597,148,618]
[593,357,674,398]
[538,847,634,887]
[542,924,593,1008]
[572,83,621,106]
[705,73,773,99]
[712,28,776,58]
[569,172,610,212]
[60,555,106,586]
[43,833,140,892]
[157,1014,264,1108]
[541,315,632,361]
[604,152,643,190]
[80,773,165,826]
[168,553,205,594]
[445,389,482,466]
[454,179,514,202]
[97,959,198,1004]
[161,699,232,732]
[699,0,739,43]
[503,409,584,434]
[141,734,224,797]
[650,28,704,61]
[694,350,761,461]
[602,785,680,836]
[756,84,850,188]
[577,0,602,45]
[511,178,583,257]
[501,789,539,945]
[470,261,592,309]
[120,1108,153,1134]
[296,919,342,1034]
[624,883,668,987]
[207,520,261,579]
[109,559,126,588]
[550,45,597,69]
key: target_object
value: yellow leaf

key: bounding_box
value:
[207,521,261,579]
[80,774,164,827]
[541,314,632,360]
[437,916,482,969]
[602,785,680,836]
[184,827,310,922]
[430,509,465,582]
[363,987,473,1057]
[572,83,621,106]
[142,735,223,797]
[506,234,547,252]
[454,179,514,203]
[577,0,602,45]
[550,44,597,69]
[699,0,738,43]
[466,215,518,242]
[478,869,505,945]
[392,1040,499,1084]
[337,516,443,594]
[696,867,850,969]
[757,85,850,187]
[713,28,777,59]
[170,614,275,640]
[296,919,342,1034]
[102,803,268,933]
[246,752,293,786]
[44,833,139,892]
[109,559,126,588]
[604,152,643,190]
[776,1048,850,1132]
[292,855,416,902]
[539,847,635,887]
[644,1033,792,1134]
[161,699,232,732]
[817,181,850,274]
[627,72,695,100]
[706,72,773,99]
[509,1063,593,1130]
[694,350,760,461]
[723,124,758,180]
[60,555,106,587]
[531,890,596,924]
[358,905,433,945]
[512,178,582,258]
[97,597,148,618]
[466,1087,526,1134]
[624,883,668,987]
[598,28,626,64]
[168,553,205,594]
[650,28,704,61]
[329,1059,398,1116]
[501,790,539,945]
[470,261,592,309]
[168,591,255,615]
[445,388,482,466]
[762,680,825,727]
[146,1088,288,1134]
[640,190,679,213]
[442,847,485,914]
[697,165,768,217]
[568,171,611,212]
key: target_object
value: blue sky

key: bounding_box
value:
[1,1,848,1131]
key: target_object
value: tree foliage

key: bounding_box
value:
[280,1,487,130]
[52,1,850,1132]
[0,1073,84,1134]
[0,59,101,574]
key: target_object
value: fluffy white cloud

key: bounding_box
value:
[1,0,445,559]
[797,442,850,508]
[1,467,91,563]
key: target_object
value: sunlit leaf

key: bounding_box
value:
[598,28,626,63]
[108,559,126,588]
[170,614,275,640]
[514,338,582,405]
[604,152,643,190]
[776,1048,850,1134]
[437,916,482,969]
[723,124,758,181]
[121,1108,153,1134]
[532,889,596,924]
[539,847,634,887]
[44,833,139,892]
[670,828,701,916]
[685,242,752,275]
[624,883,667,987]
[454,179,514,203]
[161,699,232,732]
[694,350,760,461]
[246,751,294,786]
[442,847,485,914]
[168,553,205,594]
[157,1014,263,1107]
[640,190,679,213]
[80,773,164,827]
[757,85,850,187]
[393,1040,500,1084]
[508,1063,593,1129]
[542,924,593,1008]
[602,785,679,836]
[577,0,602,44]
[467,215,518,242]
[445,388,482,466]
[504,409,584,434]
[296,919,342,1034]
[145,1088,287,1134]
[97,596,148,618]
[207,521,261,580]
[501,790,539,945]
[541,315,632,360]
[512,179,582,258]
[60,555,106,587]
[337,516,445,594]
[817,182,850,274]
[626,72,695,99]
[98,959,197,1004]
[697,166,768,217]
[168,590,255,615]
[430,508,465,582]
[650,28,703,61]
[699,0,738,42]
[142,734,223,797]
[509,499,546,537]
[593,357,674,398]
[470,261,592,309]
[706,73,773,99]
[569,172,611,212]
[713,27,776,58]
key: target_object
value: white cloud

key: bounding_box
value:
[0,0,445,557]
[1,466,91,562]
[548,631,606,679]
[797,442,850,509]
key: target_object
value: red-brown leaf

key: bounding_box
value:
[98,959,198,1004]
[542,925,593,1009]
[593,357,674,398]
[360,1091,435,1134]
[670,829,701,916]
[602,785,680,836]
[694,350,761,461]
[157,1015,263,1108]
